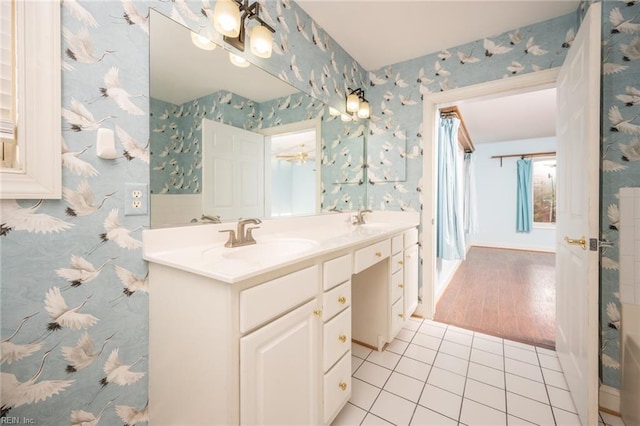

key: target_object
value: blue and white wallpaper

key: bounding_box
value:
[1,0,637,421]
[599,0,640,390]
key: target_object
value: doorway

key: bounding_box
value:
[431,88,558,348]
[260,118,322,219]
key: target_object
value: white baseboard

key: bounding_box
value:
[470,243,555,253]
[599,384,620,414]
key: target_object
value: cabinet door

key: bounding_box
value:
[404,244,419,317]
[240,299,319,425]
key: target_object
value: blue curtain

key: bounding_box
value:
[436,117,465,260]
[516,158,533,232]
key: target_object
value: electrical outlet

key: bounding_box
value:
[124,183,148,216]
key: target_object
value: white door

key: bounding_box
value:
[555,2,601,424]
[240,299,319,425]
[202,119,264,221]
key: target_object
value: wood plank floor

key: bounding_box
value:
[433,246,556,349]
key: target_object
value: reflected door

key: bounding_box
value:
[203,119,265,221]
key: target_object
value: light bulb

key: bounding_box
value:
[191,32,217,51]
[229,52,250,68]
[346,93,360,113]
[213,0,241,37]
[250,25,273,58]
[357,100,370,119]
[328,107,341,116]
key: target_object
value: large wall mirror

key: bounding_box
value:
[149,10,366,228]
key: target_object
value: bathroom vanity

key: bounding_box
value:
[143,211,419,425]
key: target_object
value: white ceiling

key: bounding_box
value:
[458,88,557,144]
[296,0,580,71]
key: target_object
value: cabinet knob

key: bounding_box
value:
[338,296,347,304]
[339,381,347,391]
[313,309,322,318]
[398,284,404,289]
[338,334,347,343]
[398,260,404,265]
[398,313,404,319]
[375,251,382,257]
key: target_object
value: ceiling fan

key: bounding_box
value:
[275,151,311,163]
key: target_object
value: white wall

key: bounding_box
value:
[271,159,316,217]
[470,136,556,252]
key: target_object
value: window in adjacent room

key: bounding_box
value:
[532,157,556,225]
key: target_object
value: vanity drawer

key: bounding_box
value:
[391,269,403,303]
[391,297,405,338]
[353,239,390,274]
[323,253,352,291]
[323,351,351,424]
[392,234,404,254]
[240,266,318,333]
[404,228,418,248]
[323,307,351,372]
[323,280,351,321]
[391,252,404,273]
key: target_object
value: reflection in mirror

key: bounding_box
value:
[149,10,366,228]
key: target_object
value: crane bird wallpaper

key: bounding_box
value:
[1,0,638,423]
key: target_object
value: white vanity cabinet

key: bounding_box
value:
[403,228,419,317]
[144,211,420,426]
[321,254,353,424]
[240,267,320,425]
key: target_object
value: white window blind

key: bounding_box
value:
[1,0,15,167]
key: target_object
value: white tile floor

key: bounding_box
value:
[332,318,626,426]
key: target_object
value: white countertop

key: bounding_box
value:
[143,211,420,283]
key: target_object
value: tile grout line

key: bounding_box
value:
[536,347,559,426]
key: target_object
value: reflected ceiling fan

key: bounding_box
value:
[274,143,314,164]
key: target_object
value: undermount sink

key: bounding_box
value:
[203,238,320,262]
[359,222,394,228]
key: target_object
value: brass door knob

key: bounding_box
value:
[564,236,586,250]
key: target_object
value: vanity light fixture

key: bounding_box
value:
[212,0,276,58]
[346,88,370,119]
[229,52,250,68]
[191,32,217,51]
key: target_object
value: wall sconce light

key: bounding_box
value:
[346,88,370,119]
[212,0,276,59]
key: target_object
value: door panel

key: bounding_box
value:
[555,3,601,424]
[202,119,265,221]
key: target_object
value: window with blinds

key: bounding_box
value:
[1,0,16,168]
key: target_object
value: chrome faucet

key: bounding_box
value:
[201,214,221,223]
[353,209,372,225]
[219,218,262,247]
